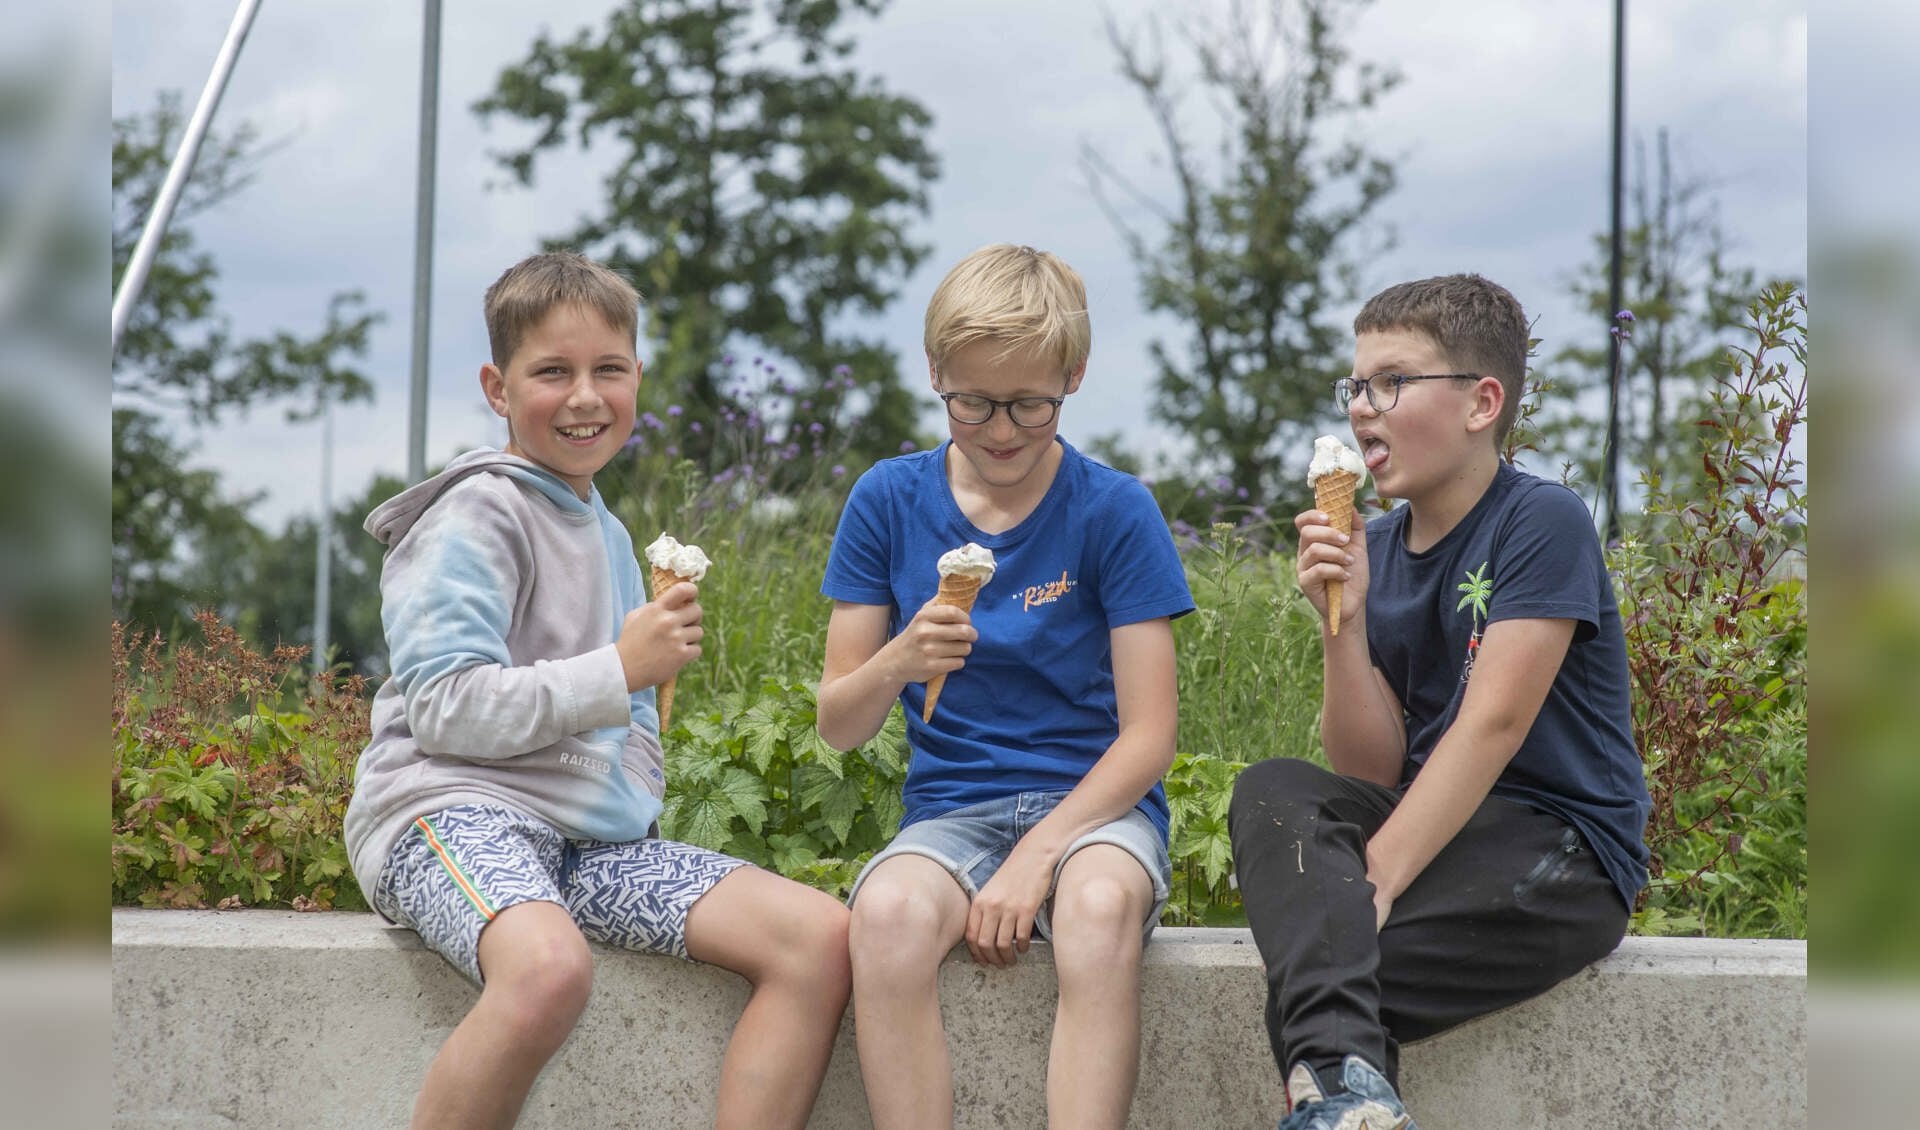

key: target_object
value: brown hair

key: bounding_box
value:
[924,243,1091,375]
[483,250,640,367]
[1354,274,1529,444]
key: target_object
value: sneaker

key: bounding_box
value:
[1275,1056,1416,1130]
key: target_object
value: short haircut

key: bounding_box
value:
[1354,273,1530,445]
[483,250,640,368]
[924,243,1091,376]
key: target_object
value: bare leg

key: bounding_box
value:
[1046,845,1152,1130]
[684,867,852,1130]
[847,855,972,1130]
[412,900,594,1130]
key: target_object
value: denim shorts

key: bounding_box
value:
[373,803,749,985]
[848,790,1172,941]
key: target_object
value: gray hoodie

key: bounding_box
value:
[343,449,666,904]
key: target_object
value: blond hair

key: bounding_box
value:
[1354,274,1530,445]
[923,244,1091,375]
[483,250,640,367]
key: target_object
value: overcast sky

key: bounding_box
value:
[110,0,1807,529]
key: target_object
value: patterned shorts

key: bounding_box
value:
[373,803,749,984]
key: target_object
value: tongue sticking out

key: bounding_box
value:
[1363,442,1389,472]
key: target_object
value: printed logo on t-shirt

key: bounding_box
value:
[1015,569,1079,612]
[1455,561,1492,686]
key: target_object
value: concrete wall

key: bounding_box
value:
[112,909,1804,1128]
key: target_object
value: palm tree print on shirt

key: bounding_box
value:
[1455,562,1492,685]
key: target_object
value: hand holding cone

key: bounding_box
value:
[643,533,712,733]
[1306,436,1368,637]
[922,543,996,722]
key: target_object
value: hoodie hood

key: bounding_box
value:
[366,448,595,547]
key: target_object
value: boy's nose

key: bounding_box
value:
[566,376,602,408]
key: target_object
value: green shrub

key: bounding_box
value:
[659,679,907,899]
[1612,283,1808,936]
[112,611,368,909]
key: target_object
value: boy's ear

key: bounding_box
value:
[480,363,509,419]
[1063,358,1088,396]
[926,350,940,389]
[1465,374,1504,435]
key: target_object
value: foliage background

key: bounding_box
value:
[112,286,1806,938]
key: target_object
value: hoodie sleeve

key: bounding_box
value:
[379,482,632,758]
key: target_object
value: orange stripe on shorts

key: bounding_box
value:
[415,816,497,920]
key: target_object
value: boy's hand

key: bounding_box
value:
[1294,505,1369,634]
[617,581,704,693]
[966,841,1053,968]
[883,596,977,684]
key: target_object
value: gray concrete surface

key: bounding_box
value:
[112,910,1804,1128]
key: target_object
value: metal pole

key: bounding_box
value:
[110,0,265,356]
[408,0,444,484]
[314,397,334,677]
[1601,0,1627,543]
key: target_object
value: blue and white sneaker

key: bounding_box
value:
[1276,1055,1416,1130]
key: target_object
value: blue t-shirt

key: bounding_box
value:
[1366,462,1651,908]
[822,439,1195,840]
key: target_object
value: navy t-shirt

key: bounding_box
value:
[821,439,1195,840]
[1366,462,1651,908]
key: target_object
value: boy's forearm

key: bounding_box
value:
[1019,725,1173,861]
[1362,726,1514,901]
[1364,617,1574,899]
[1317,622,1405,786]
[405,646,633,757]
[815,648,909,751]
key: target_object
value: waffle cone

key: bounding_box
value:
[1314,469,1361,637]
[649,565,699,731]
[922,572,985,722]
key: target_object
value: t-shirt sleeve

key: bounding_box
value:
[1486,482,1607,643]
[821,467,897,607]
[1091,476,1196,628]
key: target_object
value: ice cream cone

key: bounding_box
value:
[1314,468,1360,636]
[649,565,698,730]
[922,572,985,722]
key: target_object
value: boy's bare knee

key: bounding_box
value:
[1052,879,1144,960]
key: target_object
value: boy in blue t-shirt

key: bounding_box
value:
[818,243,1194,1129]
[1230,274,1652,1130]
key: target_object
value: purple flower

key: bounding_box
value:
[641,411,664,431]
[1236,487,1249,500]
[1195,486,1208,499]
[689,421,703,434]
[666,445,678,457]
[800,399,813,411]
[723,353,736,365]
[622,435,642,450]
[1615,309,1635,323]
[808,421,824,434]
[1214,475,1232,492]
[833,364,852,377]
[832,464,846,477]
[899,440,917,453]
[667,404,683,417]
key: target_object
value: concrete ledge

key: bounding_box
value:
[112,909,1804,1128]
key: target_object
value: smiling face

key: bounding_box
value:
[1348,326,1502,510]
[932,339,1084,501]
[481,302,640,498]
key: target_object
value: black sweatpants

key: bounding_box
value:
[1227,757,1629,1088]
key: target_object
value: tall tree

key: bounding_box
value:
[112,93,382,629]
[474,0,939,473]
[1536,129,1788,510]
[1085,0,1397,513]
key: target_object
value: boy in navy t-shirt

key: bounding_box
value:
[818,244,1193,1129]
[1230,274,1651,1130]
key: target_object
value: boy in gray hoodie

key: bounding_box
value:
[344,251,850,1129]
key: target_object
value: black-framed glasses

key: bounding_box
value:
[1333,373,1479,413]
[939,392,1065,428]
